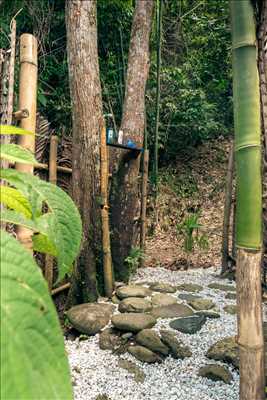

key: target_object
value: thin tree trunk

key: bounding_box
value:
[221,143,234,274]
[65,0,103,305]
[110,0,154,282]
[140,149,149,268]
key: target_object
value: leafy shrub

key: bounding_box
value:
[125,247,144,274]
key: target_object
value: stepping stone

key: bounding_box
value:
[170,315,206,334]
[188,298,215,311]
[176,283,203,292]
[111,313,156,332]
[116,285,152,299]
[223,305,237,315]
[118,297,152,313]
[206,336,239,368]
[178,293,201,301]
[225,292,237,300]
[111,295,121,304]
[128,345,162,363]
[208,283,236,292]
[160,330,192,359]
[149,282,176,293]
[151,303,193,319]
[152,293,177,307]
[198,364,233,384]
[118,359,145,383]
[136,329,169,356]
[196,310,220,319]
[66,303,115,336]
[99,328,121,351]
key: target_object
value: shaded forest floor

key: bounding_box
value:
[145,137,232,271]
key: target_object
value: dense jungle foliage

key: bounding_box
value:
[0,0,232,163]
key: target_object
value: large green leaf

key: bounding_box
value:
[0,230,73,400]
[0,186,32,218]
[32,233,57,256]
[0,125,35,135]
[1,169,82,280]
[0,143,38,165]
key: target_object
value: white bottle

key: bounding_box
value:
[118,130,123,144]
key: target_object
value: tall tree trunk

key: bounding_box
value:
[66,0,103,304]
[110,0,154,282]
[230,1,265,399]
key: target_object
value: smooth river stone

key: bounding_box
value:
[223,305,237,315]
[118,297,152,313]
[116,285,152,299]
[128,345,162,363]
[151,293,177,307]
[169,315,206,334]
[206,336,239,368]
[111,313,156,332]
[176,283,203,292]
[188,298,215,311]
[149,282,177,293]
[178,293,201,301]
[198,364,233,384]
[151,303,193,319]
[160,330,192,359]
[208,283,236,292]
[136,329,169,355]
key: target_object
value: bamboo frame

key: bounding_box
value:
[16,33,38,251]
[140,149,149,268]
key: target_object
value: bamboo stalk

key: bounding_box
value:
[230,1,265,398]
[221,143,234,274]
[16,34,38,251]
[140,149,149,268]
[45,135,58,291]
[13,109,29,120]
[51,282,70,296]
[100,123,113,297]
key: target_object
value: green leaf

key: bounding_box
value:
[0,186,32,218]
[1,169,82,280]
[32,233,57,256]
[0,144,38,165]
[0,125,35,135]
[0,230,73,400]
[1,209,41,232]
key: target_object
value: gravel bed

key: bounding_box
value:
[65,266,266,400]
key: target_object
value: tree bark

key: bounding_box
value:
[110,0,154,282]
[66,0,103,304]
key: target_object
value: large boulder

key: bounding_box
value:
[149,282,176,293]
[170,315,206,334]
[66,303,115,335]
[198,364,233,384]
[151,303,193,319]
[176,283,203,292]
[206,337,239,368]
[111,313,157,332]
[152,293,177,307]
[136,329,169,356]
[188,298,215,311]
[118,297,152,313]
[160,330,192,359]
[116,285,152,299]
[128,345,162,363]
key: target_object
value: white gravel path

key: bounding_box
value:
[65,266,266,400]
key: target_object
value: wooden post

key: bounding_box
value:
[45,135,58,290]
[140,149,149,268]
[100,123,113,297]
[221,143,234,275]
[16,34,38,250]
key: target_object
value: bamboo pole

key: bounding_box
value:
[16,34,38,251]
[221,143,234,274]
[230,1,265,399]
[51,282,71,296]
[45,135,58,291]
[100,123,113,297]
[140,149,149,268]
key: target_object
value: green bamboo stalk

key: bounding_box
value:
[230,1,265,399]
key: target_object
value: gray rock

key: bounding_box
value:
[196,310,220,319]
[116,285,152,299]
[170,315,206,334]
[118,297,152,313]
[198,364,233,384]
[112,313,157,332]
[225,292,237,300]
[176,283,203,292]
[149,282,176,293]
[136,329,169,356]
[128,345,162,363]
[152,293,177,307]
[206,336,239,368]
[208,283,236,292]
[99,328,121,351]
[118,359,145,383]
[188,298,215,311]
[66,303,115,335]
[178,293,201,301]
[151,303,193,319]
[160,330,192,359]
[223,305,237,315]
